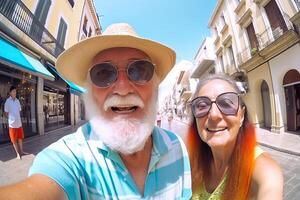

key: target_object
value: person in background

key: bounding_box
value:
[187,74,283,200]
[0,23,191,200]
[156,111,162,127]
[167,109,173,130]
[4,86,26,159]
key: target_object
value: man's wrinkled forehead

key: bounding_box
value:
[91,47,151,65]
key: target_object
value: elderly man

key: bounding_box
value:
[0,23,191,199]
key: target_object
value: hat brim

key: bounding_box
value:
[56,35,176,87]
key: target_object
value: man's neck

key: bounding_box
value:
[120,136,153,195]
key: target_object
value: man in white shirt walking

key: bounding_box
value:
[4,86,25,159]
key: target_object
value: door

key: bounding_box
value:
[283,70,300,132]
[285,86,297,131]
[261,81,272,128]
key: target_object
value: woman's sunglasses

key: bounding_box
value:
[89,60,155,88]
[191,92,240,118]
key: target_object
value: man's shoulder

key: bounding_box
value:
[45,123,91,154]
[153,127,187,155]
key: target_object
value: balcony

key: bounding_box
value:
[236,8,252,28]
[238,16,299,71]
[291,0,300,34]
[191,52,214,78]
[234,0,246,14]
[224,64,238,75]
[256,13,296,50]
[0,0,64,58]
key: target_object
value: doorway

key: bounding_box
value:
[283,69,300,132]
[261,80,272,129]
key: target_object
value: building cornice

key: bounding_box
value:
[87,0,101,33]
[208,0,224,27]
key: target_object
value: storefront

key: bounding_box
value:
[0,35,86,143]
[0,65,38,143]
[0,35,54,143]
[43,66,71,132]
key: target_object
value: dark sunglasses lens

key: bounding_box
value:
[128,60,154,83]
[216,93,239,115]
[192,97,211,118]
[90,63,117,87]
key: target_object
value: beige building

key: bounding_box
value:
[194,0,300,133]
[0,0,101,144]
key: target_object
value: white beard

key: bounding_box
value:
[83,85,158,155]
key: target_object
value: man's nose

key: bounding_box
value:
[112,70,134,95]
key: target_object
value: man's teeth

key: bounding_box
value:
[111,106,138,113]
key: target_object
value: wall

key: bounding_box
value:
[243,62,274,126]
[269,43,300,128]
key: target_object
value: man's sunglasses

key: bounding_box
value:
[191,92,240,118]
[89,60,155,88]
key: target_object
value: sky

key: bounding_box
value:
[94,0,217,62]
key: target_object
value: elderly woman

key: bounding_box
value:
[187,74,283,200]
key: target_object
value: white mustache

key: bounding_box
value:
[103,94,145,111]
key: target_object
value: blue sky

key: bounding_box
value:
[94,0,217,62]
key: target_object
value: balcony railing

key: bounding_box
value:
[256,12,294,50]
[0,0,65,58]
[237,45,252,65]
[295,0,300,11]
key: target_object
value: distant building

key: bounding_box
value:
[193,0,300,133]
[0,0,101,143]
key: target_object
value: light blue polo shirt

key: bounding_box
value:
[29,123,192,199]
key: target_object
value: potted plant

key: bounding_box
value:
[251,47,257,56]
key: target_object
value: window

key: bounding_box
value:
[30,0,51,42]
[82,16,88,36]
[264,0,287,37]
[219,55,225,72]
[246,23,259,49]
[88,27,92,37]
[55,18,67,56]
[228,45,236,67]
[57,18,67,47]
[68,0,74,8]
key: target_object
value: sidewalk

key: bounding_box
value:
[0,121,86,185]
[173,117,300,156]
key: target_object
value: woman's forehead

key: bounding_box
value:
[198,79,236,97]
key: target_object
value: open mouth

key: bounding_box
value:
[111,105,139,113]
[206,127,227,133]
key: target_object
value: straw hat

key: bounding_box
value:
[56,23,176,86]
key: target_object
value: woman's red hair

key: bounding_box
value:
[187,112,257,200]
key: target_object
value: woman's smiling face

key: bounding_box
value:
[195,79,245,148]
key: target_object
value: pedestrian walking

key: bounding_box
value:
[156,111,162,127]
[167,110,173,130]
[4,86,27,159]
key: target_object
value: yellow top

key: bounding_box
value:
[192,146,264,200]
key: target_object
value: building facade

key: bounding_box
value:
[194,0,300,133]
[0,0,101,144]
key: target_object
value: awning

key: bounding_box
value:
[47,64,86,94]
[0,36,55,80]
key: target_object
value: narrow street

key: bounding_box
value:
[0,118,299,199]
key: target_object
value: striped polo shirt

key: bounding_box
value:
[29,123,192,200]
